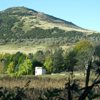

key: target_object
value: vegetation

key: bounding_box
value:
[0,39,100,99]
[0,6,100,46]
[64,49,77,71]
[75,40,93,52]
[0,40,100,75]
[0,62,100,100]
[44,55,53,73]
[0,6,100,99]
[7,62,15,74]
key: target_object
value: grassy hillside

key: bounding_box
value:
[0,7,100,51]
[0,7,99,40]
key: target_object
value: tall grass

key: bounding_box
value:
[0,61,100,100]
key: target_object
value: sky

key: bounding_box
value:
[0,0,100,31]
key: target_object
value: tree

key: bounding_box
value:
[11,59,33,77]
[1,53,11,60]
[65,49,77,71]
[92,44,100,66]
[94,44,100,58]
[44,55,53,73]
[7,62,15,74]
[75,40,93,52]
[75,48,95,73]
[34,50,45,64]
[27,53,33,59]
[51,47,64,72]
[18,54,26,64]
[13,52,23,65]
[18,59,33,75]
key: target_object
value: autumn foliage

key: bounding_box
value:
[75,40,93,52]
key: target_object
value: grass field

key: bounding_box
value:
[0,72,99,100]
[0,44,46,54]
[0,44,74,54]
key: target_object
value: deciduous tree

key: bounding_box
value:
[51,47,64,71]
[65,49,77,71]
[7,62,15,74]
[75,40,93,52]
[44,55,53,73]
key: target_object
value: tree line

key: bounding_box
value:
[0,40,100,78]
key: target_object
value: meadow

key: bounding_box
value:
[0,71,100,100]
[0,43,74,55]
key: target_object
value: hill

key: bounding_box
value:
[0,7,100,46]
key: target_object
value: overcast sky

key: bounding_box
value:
[0,0,100,31]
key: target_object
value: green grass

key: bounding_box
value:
[0,71,97,80]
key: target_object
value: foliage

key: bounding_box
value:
[39,88,63,100]
[94,44,100,58]
[75,48,95,70]
[51,47,64,72]
[1,53,11,60]
[35,50,43,57]
[14,64,19,73]
[44,55,53,73]
[18,21,24,27]
[10,59,33,78]
[18,54,26,64]
[88,33,100,37]
[75,40,93,52]
[12,52,23,65]
[4,58,11,71]
[27,53,33,59]
[4,54,14,71]
[7,62,15,74]
[35,50,45,64]
[22,27,83,39]
[18,59,33,75]
[65,49,77,71]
